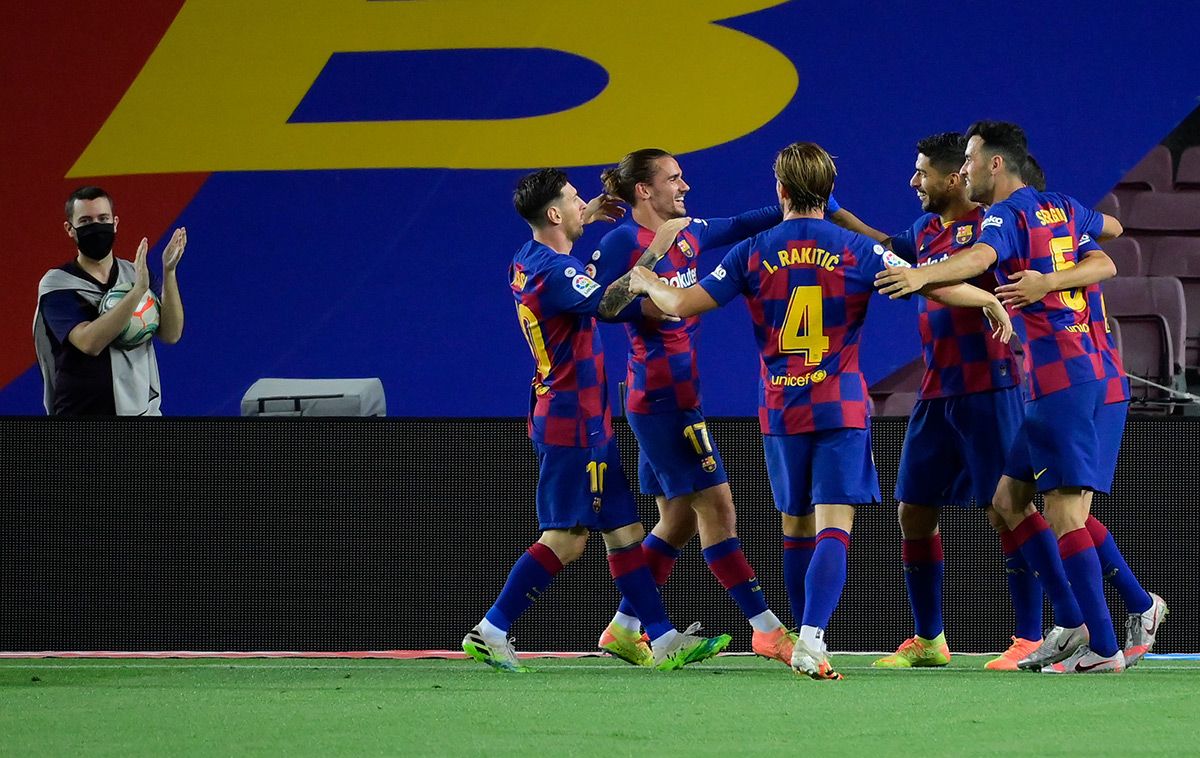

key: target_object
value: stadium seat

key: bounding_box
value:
[1103,277,1188,407]
[1147,240,1200,371]
[868,357,922,416]
[1117,144,1174,192]
[1102,237,1144,277]
[1124,193,1200,234]
[1175,145,1200,190]
[1094,192,1120,218]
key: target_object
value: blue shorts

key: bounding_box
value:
[1004,381,1121,494]
[762,428,881,517]
[895,387,1024,508]
[627,408,728,499]
[533,439,640,531]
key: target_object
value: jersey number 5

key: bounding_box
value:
[1049,238,1087,312]
[779,286,830,366]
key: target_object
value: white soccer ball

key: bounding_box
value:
[98,282,160,349]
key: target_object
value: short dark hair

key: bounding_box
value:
[965,120,1028,176]
[1021,154,1046,192]
[513,169,569,226]
[916,132,967,174]
[600,148,672,205]
[65,186,112,223]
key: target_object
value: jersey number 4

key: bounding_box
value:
[779,286,830,366]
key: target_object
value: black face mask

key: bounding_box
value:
[74,222,115,260]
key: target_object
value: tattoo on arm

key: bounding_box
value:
[597,249,661,319]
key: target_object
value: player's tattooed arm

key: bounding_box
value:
[597,217,691,318]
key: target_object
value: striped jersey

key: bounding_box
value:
[698,217,894,435]
[891,206,1020,400]
[509,240,612,447]
[978,187,1107,399]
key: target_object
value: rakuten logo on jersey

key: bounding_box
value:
[659,268,698,288]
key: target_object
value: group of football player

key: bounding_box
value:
[462,120,1165,679]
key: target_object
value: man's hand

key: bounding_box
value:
[641,297,681,322]
[875,264,928,299]
[629,266,660,295]
[995,269,1050,309]
[582,193,625,225]
[163,227,187,273]
[646,217,691,258]
[133,238,150,296]
[982,298,1014,343]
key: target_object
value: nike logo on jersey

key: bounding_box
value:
[1034,468,1048,480]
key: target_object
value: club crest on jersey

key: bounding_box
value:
[955,225,974,245]
[701,455,717,473]
[573,274,601,297]
[592,496,602,513]
[677,238,695,258]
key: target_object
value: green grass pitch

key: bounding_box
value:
[2,655,1197,756]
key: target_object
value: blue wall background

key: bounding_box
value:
[4,1,1199,415]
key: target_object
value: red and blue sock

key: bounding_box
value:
[702,537,769,622]
[1011,513,1084,629]
[783,535,815,627]
[800,528,850,630]
[1059,528,1119,657]
[607,543,673,641]
[1085,516,1153,614]
[615,533,680,619]
[484,542,563,632]
[999,529,1044,640]
[902,535,944,640]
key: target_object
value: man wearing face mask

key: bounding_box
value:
[33,186,187,415]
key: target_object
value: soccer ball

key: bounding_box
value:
[98,282,160,349]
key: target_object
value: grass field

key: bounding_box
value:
[2,655,1197,756]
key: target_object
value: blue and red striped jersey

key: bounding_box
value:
[1078,233,1131,404]
[591,207,780,414]
[509,240,612,447]
[978,187,1107,399]
[891,207,1020,400]
[698,217,894,435]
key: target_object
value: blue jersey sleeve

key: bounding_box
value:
[1077,232,1102,255]
[978,204,1022,266]
[1065,195,1105,239]
[853,238,908,289]
[826,193,842,215]
[697,239,751,306]
[536,255,605,317]
[690,206,780,250]
[590,228,642,322]
[888,223,919,265]
[39,290,91,344]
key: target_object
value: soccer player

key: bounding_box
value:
[589,149,795,667]
[629,143,1010,679]
[868,133,1039,671]
[461,169,731,673]
[997,155,1168,667]
[875,120,1136,673]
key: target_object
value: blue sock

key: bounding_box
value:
[801,528,849,630]
[616,533,680,620]
[1000,530,1044,640]
[702,537,768,621]
[783,536,815,627]
[608,544,672,641]
[1086,516,1152,614]
[903,536,944,640]
[1012,513,1084,629]
[484,543,563,632]
[1060,528,1119,657]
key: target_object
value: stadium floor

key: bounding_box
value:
[2,655,1197,756]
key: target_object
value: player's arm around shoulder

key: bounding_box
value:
[597,217,690,319]
[628,267,717,319]
[925,282,1013,343]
